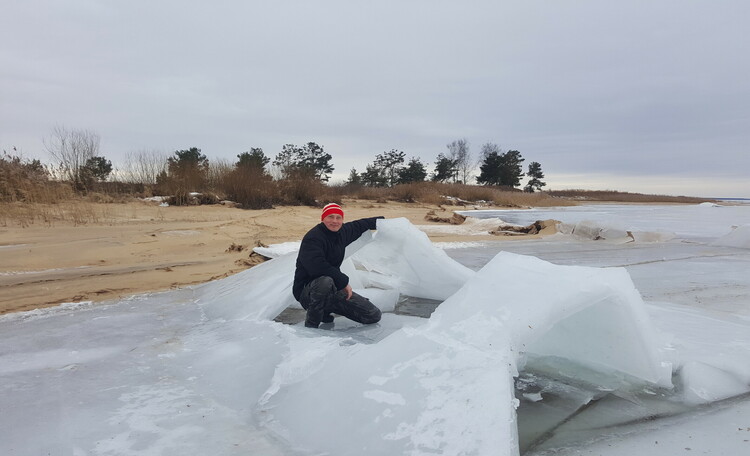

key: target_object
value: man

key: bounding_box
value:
[293,203,383,328]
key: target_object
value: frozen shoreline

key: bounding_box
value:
[2,203,750,455]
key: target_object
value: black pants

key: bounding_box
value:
[299,276,382,328]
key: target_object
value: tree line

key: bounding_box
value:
[348,139,545,193]
[3,127,547,207]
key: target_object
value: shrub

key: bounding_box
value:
[276,168,326,206]
[387,183,429,203]
[0,153,70,203]
[220,167,277,209]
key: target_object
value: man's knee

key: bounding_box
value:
[301,276,336,311]
[362,306,382,325]
[306,276,336,302]
[310,276,335,294]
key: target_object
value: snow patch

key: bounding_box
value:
[0,265,92,276]
[161,230,200,236]
[0,243,28,250]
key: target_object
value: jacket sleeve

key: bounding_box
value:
[297,236,350,290]
[341,216,384,245]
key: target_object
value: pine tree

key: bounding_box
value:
[431,153,458,182]
[397,157,427,184]
[236,148,269,171]
[361,164,388,187]
[499,150,525,187]
[346,168,362,186]
[476,149,525,187]
[524,161,546,193]
[374,149,406,187]
[81,156,112,182]
[272,142,333,182]
[167,147,209,190]
[476,151,502,186]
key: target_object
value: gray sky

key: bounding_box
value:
[2,0,749,197]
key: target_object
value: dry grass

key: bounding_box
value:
[0,200,118,227]
[333,182,572,208]
[1,154,69,204]
[1,154,144,227]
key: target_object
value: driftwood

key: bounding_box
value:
[230,240,272,266]
[234,252,269,267]
[424,210,467,225]
[490,219,558,236]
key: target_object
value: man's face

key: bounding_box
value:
[322,213,343,232]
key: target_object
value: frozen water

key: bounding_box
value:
[711,223,750,249]
[460,202,749,241]
[2,204,750,455]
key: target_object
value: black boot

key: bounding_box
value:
[305,305,324,328]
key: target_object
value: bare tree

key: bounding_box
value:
[121,149,169,184]
[446,138,473,184]
[207,157,233,190]
[44,126,100,187]
[479,142,503,160]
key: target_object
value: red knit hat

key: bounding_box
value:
[321,203,344,221]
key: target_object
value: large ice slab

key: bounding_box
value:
[257,222,674,456]
[352,217,475,300]
[429,252,673,388]
[259,325,519,456]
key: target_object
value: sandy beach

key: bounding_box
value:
[1,199,531,314]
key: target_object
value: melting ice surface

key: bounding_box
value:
[2,204,750,455]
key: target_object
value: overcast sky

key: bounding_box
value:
[2,1,749,197]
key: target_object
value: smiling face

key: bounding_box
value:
[322,213,344,232]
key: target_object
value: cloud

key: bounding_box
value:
[1,1,748,197]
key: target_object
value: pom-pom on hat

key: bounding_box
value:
[321,203,344,221]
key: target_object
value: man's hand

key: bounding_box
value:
[344,284,353,300]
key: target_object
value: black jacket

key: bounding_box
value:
[292,216,383,301]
